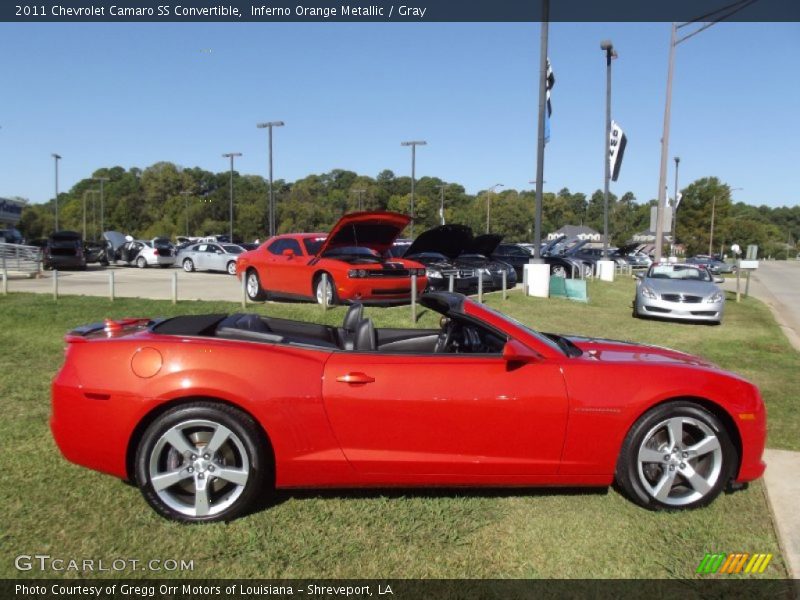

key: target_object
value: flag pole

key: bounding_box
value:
[532,0,549,261]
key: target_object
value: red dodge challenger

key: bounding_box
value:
[51,292,766,522]
[236,211,427,305]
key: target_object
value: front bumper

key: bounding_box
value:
[636,296,724,322]
[337,276,428,304]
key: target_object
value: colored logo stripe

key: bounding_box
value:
[696,553,772,574]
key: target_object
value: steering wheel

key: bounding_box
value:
[434,319,455,353]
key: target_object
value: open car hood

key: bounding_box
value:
[405,224,473,259]
[316,211,411,257]
[466,233,503,257]
[103,231,128,252]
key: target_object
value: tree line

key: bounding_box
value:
[17,162,798,258]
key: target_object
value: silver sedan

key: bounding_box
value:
[177,243,245,275]
[634,263,726,324]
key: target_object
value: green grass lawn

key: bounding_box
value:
[0,280,796,579]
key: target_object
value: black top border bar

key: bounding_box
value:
[4,0,800,22]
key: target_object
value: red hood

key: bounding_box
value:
[567,336,719,369]
[316,211,411,256]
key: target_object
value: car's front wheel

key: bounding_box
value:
[615,401,736,510]
[550,264,567,278]
[314,273,337,306]
[135,402,269,523]
[227,261,237,276]
[183,259,195,273]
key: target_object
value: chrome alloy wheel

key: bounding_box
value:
[148,419,250,518]
[246,272,260,299]
[315,277,333,305]
[636,416,723,507]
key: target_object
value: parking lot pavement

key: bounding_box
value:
[7,265,245,302]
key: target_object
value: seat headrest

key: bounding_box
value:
[354,319,376,352]
[342,303,364,332]
[235,314,272,333]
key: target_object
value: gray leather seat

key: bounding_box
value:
[353,319,377,352]
[339,303,364,350]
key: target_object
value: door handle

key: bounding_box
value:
[336,372,375,384]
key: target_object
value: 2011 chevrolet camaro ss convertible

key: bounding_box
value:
[51,292,766,522]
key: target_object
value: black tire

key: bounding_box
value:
[183,259,195,273]
[226,261,237,276]
[314,273,338,306]
[246,269,268,301]
[615,401,736,511]
[135,402,270,523]
[136,256,147,269]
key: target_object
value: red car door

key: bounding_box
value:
[321,352,569,478]
[262,238,305,294]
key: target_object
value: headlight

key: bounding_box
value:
[481,268,491,275]
[641,286,658,300]
[426,269,442,279]
[707,291,724,303]
[347,269,368,278]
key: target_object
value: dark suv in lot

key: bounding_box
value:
[43,231,86,270]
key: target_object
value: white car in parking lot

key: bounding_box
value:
[177,242,245,275]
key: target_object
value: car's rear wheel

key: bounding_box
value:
[183,259,195,273]
[550,264,567,278]
[136,256,147,269]
[314,273,338,306]
[226,261,237,276]
[246,269,268,301]
[135,402,269,523]
[615,401,736,510]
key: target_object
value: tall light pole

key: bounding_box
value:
[401,140,426,237]
[180,190,193,237]
[485,183,503,233]
[671,156,680,254]
[52,153,61,231]
[82,190,90,240]
[93,177,109,235]
[352,189,366,211]
[222,152,242,242]
[600,40,617,258]
[257,121,284,238]
[435,183,448,225]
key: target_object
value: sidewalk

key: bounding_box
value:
[722,271,800,579]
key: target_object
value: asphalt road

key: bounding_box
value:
[722,260,800,351]
[7,264,246,302]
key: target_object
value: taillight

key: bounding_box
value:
[153,249,160,256]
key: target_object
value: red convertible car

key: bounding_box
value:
[51,292,766,523]
[236,211,427,305]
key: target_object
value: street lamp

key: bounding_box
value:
[485,183,503,233]
[600,40,617,258]
[93,177,109,235]
[352,189,366,211]
[52,153,61,230]
[435,184,449,225]
[671,157,680,255]
[180,190,193,237]
[709,187,742,256]
[222,152,242,242]
[257,121,284,237]
[401,140,427,237]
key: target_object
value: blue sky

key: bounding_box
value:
[1,21,798,207]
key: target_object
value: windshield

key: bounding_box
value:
[648,265,711,281]
[303,236,327,255]
[322,246,381,260]
[222,245,244,254]
[473,301,569,356]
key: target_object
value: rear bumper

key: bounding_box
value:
[46,256,86,268]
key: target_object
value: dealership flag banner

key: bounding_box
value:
[545,58,555,144]
[609,120,627,181]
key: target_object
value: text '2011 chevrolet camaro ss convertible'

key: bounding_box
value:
[51,292,766,522]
